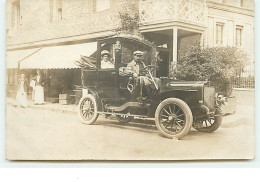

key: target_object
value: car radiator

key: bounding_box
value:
[203,86,216,111]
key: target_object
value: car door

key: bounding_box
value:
[97,68,116,98]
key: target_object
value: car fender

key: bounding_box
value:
[81,87,103,111]
[147,90,200,118]
[156,90,200,107]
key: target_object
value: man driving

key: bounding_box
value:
[101,50,114,69]
[124,51,159,99]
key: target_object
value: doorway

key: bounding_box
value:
[156,49,169,78]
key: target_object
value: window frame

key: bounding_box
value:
[240,0,244,7]
[11,0,20,29]
[99,42,115,70]
[50,0,63,22]
[216,23,224,46]
[94,0,110,12]
[235,25,243,47]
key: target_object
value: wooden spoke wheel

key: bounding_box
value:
[194,107,222,133]
[78,94,99,124]
[155,98,193,139]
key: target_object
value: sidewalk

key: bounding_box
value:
[6,97,78,114]
[6,89,254,127]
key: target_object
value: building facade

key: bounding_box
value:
[6,0,255,98]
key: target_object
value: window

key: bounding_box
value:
[236,26,243,47]
[240,0,244,7]
[121,43,149,65]
[100,43,115,70]
[11,0,20,28]
[50,0,62,21]
[216,23,224,45]
[95,0,110,12]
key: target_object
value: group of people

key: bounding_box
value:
[15,50,157,107]
[100,50,159,100]
[16,70,45,108]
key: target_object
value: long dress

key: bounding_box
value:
[16,80,28,107]
[30,79,36,101]
[34,75,44,104]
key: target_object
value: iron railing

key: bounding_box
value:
[232,62,255,88]
[139,0,207,26]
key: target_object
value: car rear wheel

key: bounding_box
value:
[78,94,99,124]
[155,98,193,139]
[194,107,222,133]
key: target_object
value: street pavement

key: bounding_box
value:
[5,90,254,160]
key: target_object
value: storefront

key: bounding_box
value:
[6,48,41,97]
[6,42,97,103]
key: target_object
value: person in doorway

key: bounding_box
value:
[100,50,114,69]
[34,70,45,105]
[16,74,29,108]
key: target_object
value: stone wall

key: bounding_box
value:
[6,0,254,53]
[6,0,139,46]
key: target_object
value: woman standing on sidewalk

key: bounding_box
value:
[16,74,29,108]
[34,70,45,105]
[29,75,36,101]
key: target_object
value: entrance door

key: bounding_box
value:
[156,50,169,78]
[97,69,116,98]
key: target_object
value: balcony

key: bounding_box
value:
[139,0,207,27]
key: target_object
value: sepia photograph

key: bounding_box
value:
[5,0,255,160]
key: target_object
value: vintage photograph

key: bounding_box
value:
[5,0,254,160]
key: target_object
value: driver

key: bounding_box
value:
[124,51,159,99]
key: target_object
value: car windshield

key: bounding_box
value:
[121,43,150,66]
[100,40,151,68]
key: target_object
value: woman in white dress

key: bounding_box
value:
[34,70,45,104]
[16,74,28,108]
[30,78,36,101]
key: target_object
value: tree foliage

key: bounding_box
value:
[118,1,139,35]
[116,1,158,67]
[173,46,248,95]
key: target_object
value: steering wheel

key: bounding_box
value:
[139,65,159,90]
[139,65,156,76]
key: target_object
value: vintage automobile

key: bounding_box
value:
[76,35,226,139]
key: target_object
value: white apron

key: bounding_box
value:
[34,86,44,104]
[16,80,28,107]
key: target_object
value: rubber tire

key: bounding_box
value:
[155,98,193,139]
[115,115,134,123]
[195,107,222,133]
[78,94,99,125]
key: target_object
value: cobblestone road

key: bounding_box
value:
[6,93,254,160]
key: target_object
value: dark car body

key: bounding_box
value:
[77,35,224,139]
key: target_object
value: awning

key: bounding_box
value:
[6,48,40,69]
[20,42,97,69]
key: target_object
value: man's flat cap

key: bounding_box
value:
[101,50,111,56]
[133,51,143,56]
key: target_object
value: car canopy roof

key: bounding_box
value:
[99,34,153,48]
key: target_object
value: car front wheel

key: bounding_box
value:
[194,107,222,133]
[78,94,99,124]
[155,98,193,139]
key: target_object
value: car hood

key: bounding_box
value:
[160,78,208,92]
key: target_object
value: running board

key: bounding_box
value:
[108,102,142,112]
[108,102,150,112]
[97,111,155,121]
